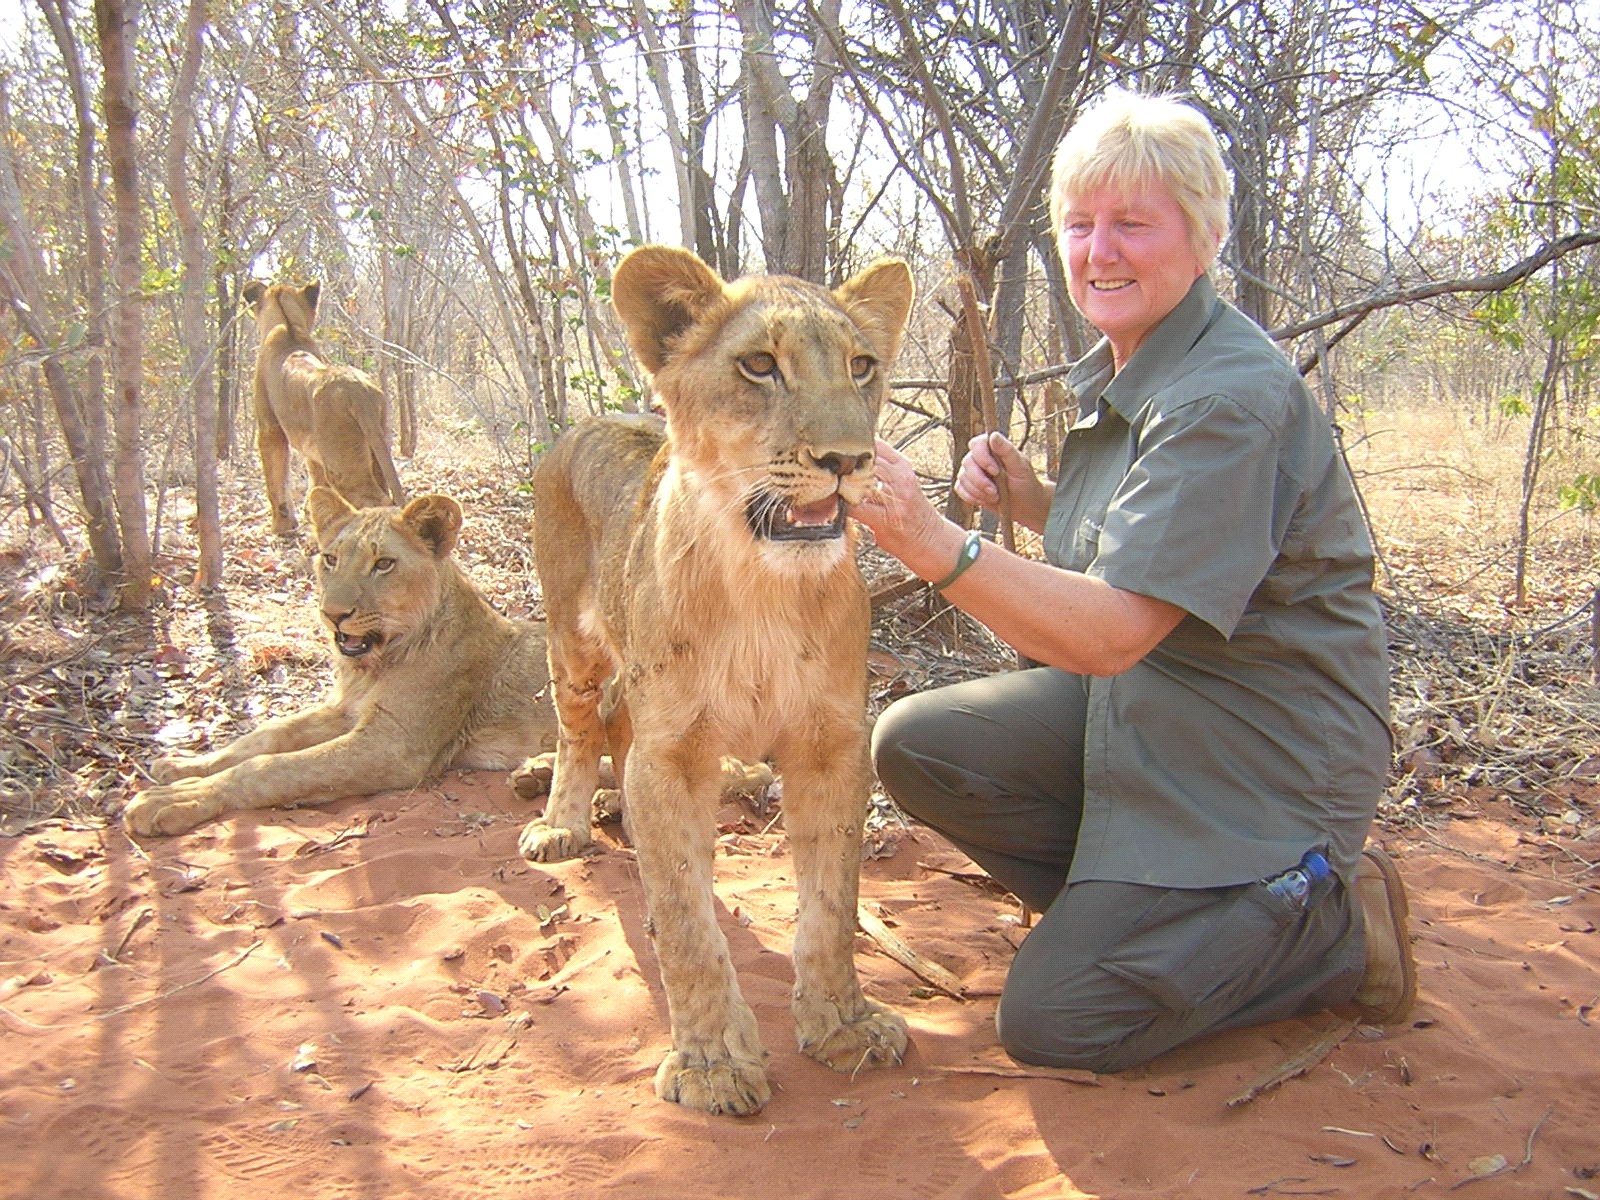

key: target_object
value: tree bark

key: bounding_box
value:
[731,0,840,281]
[167,0,223,589]
[30,1,122,585]
[96,0,154,609]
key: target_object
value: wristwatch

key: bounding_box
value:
[932,529,983,591]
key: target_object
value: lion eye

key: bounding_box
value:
[373,557,396,574]
[738,352,779,382]
[850,355,876,382]
[320,552,337,568]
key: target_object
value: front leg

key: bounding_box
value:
[152,704,353,783]
[125,726,434,837]
[519,638,612,862]
[780,725,908,1074]
[627,744,770,1116]
[256,398,297,536]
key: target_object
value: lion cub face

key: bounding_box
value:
[306,488,462,668]
[611,248,914,569]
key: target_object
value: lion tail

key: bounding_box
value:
[356,397,407,507]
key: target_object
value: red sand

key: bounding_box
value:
[3,775,1597,1199]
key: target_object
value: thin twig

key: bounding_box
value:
[1446,1104,1554,1189]
[94,939,264,1020]
[955,273,1015,553]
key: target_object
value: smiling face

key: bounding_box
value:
[1060,180,1210,370]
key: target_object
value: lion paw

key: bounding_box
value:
[593,788,622,823]
[799,1002,909,1074]
[150,753,209,784]
[509,754,555,801]
[654,1050,771,1116]
[517,818,593,863]
[123,782,222,837]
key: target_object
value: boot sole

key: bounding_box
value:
[1358,845,1418,1023]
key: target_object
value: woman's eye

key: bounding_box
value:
[850,355,876,382]
[738,352,779,381]
[373,557,396,573]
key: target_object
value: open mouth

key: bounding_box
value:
[745,492,846,542]
[333,631,382,658]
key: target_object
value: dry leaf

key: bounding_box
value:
[1466,1154,1508,1177]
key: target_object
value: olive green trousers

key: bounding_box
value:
[872,667,1366,1073]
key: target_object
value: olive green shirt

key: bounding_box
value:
[1044,275,1391,888]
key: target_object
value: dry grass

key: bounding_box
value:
[0,401,1595,850]
[1345,399,1599,836]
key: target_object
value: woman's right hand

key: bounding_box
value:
[955,432,1051,531]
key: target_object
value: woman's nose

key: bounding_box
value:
[1087,224,1118,263]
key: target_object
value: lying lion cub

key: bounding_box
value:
[243,279,407,534]
[522,245,915,1116]
[124,489,555,837]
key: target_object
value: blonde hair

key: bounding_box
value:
[1049,89,1231,267]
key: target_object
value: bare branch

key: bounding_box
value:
[1279,230,1600,374]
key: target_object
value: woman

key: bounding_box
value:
[850,89,1415,1073]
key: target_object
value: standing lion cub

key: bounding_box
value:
[243,279,406,534]
[522,245,915,1116]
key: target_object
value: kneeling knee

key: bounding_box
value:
[995,979,1150,1075]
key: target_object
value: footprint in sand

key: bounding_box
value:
[203,1122,337,1181]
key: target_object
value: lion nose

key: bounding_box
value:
[812,449,874,479]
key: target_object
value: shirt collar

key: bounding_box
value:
[1068,274,1223,423]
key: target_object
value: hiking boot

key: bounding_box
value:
[1351,846,1418,1023]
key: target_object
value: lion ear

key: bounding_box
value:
[307,487,358,542]
[611,246,728,375]
[401,494,463,558]
[301,280,322,322]
[242,279,267,313]
[835,259,915,364]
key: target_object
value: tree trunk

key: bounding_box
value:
[731,0,840,281]
[214,158,236,462]
[96,0,154,610]
[167,0,223,590]
[30,1,122,586]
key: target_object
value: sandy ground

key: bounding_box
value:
[2,774,1598,1200]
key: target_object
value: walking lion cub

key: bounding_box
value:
[243,279,406,534]
[522,245,915,1115]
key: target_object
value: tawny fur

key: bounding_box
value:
[243,279,406,534]
[522,245,915,1116]
[124,489,556,837]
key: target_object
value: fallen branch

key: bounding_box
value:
[940,1061,1101,1087]
[869,572,931,611]
[856,904,966,999]
[1226,1019,1358,1108]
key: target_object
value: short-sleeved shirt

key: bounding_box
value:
[1042,274,1391,888]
